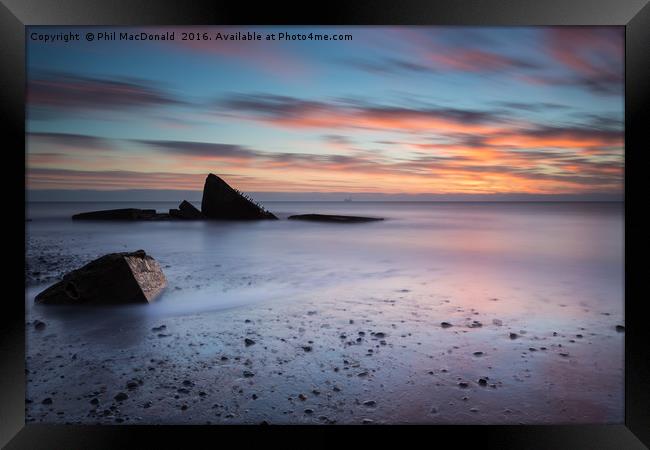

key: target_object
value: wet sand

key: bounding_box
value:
[25,274,624,425]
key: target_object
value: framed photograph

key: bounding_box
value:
[2,0,649,447]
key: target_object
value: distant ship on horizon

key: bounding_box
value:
[343,196,352,202]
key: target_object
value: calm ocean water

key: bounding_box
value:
[26,201,623,315]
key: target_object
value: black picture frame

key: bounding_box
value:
[2,0,648,448]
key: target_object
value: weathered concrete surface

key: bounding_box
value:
[72,209,159,221]
[178,200,203,219]
[288,214,384,223]
[201,173,277,220]
[35,250,167,305]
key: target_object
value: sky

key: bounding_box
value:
[26,26,624,200]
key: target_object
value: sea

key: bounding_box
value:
[26,201,624,312]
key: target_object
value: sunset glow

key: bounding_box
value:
[27,26,624,197]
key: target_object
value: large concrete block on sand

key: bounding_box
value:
[35,250,167,305]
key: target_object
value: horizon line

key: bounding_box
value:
[26,188,623,203]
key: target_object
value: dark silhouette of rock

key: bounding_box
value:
[35,250,167,305]
[170,201,203,220]
[72,208,159,221]
[201,173,277,220]
[178,200,203,219]
[287,214,383,223]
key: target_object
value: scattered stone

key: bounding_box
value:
[151,325,166,332]
[478,378,488,386]
[114,392,128,402]
[298,394,307,401]
[363,400,376,407]
[441,322,453,328]
[243,371,255,378]
[458,382,469,388]
[492,319,503,326]
[362,419,374,424]
[615,325,625,332]
[41,398,52,405]
[509,333,518,340]
[33,320,46,330]
[90,398,99,405]
[302,346,312,352]
[473,351,484,357]
[304,409,314,414]
[245,338,256,346]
